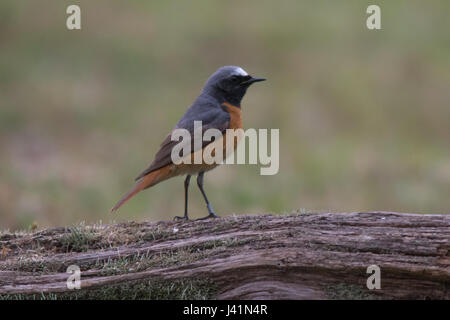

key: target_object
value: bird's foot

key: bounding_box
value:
[195,212,220,221]
[173,215,190,221]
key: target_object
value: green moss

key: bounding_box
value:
[324,283,381,300]
[249,221,266,231]
[95,248,211,277]
[7,231,264,276]
[142,226,173,241]
[61,224,99,252]
[0,292,59,300]
[0,278,218,300]
[10,259,65,274]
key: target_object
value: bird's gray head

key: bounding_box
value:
[202,66,266,106]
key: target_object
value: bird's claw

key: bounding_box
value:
[195,213,220,221]
[173,215,190,221]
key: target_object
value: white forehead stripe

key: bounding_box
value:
[232,67,248,76]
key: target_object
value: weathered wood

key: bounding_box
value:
[0,212,449,299]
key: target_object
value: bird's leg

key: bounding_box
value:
[195,171,220,220]
[174,175,191,221]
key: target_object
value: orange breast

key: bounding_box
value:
[221,102,244,154]
[222,102,243,130]
[169,102,243,175]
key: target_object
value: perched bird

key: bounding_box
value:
[110,66,265,220]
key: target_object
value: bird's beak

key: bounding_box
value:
[240,76,266,86]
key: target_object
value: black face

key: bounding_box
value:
[204,68,266,106]
[229,74,252,87]
[219,74,266,94]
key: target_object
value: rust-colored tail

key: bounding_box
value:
[109,166,172,213]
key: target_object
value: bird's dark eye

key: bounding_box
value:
[230,75,239,82]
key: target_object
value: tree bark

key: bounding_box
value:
[0,212,449,299]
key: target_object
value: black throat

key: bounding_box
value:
[206,86,248,108]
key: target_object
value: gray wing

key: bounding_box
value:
[135,97,230,180]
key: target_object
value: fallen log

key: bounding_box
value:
[0,211,448,299]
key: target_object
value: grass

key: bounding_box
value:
[3,215,271,280]
[324,283,381,300]
[93,249,202,276]
[0,278,218,300]
[142,226,173,241]
[3,216,268,275]
[61,223,99,252]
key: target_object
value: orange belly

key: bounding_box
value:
[170,102,243,175]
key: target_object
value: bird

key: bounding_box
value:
[110,66,266,220]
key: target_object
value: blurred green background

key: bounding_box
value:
[1,0,449,230]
